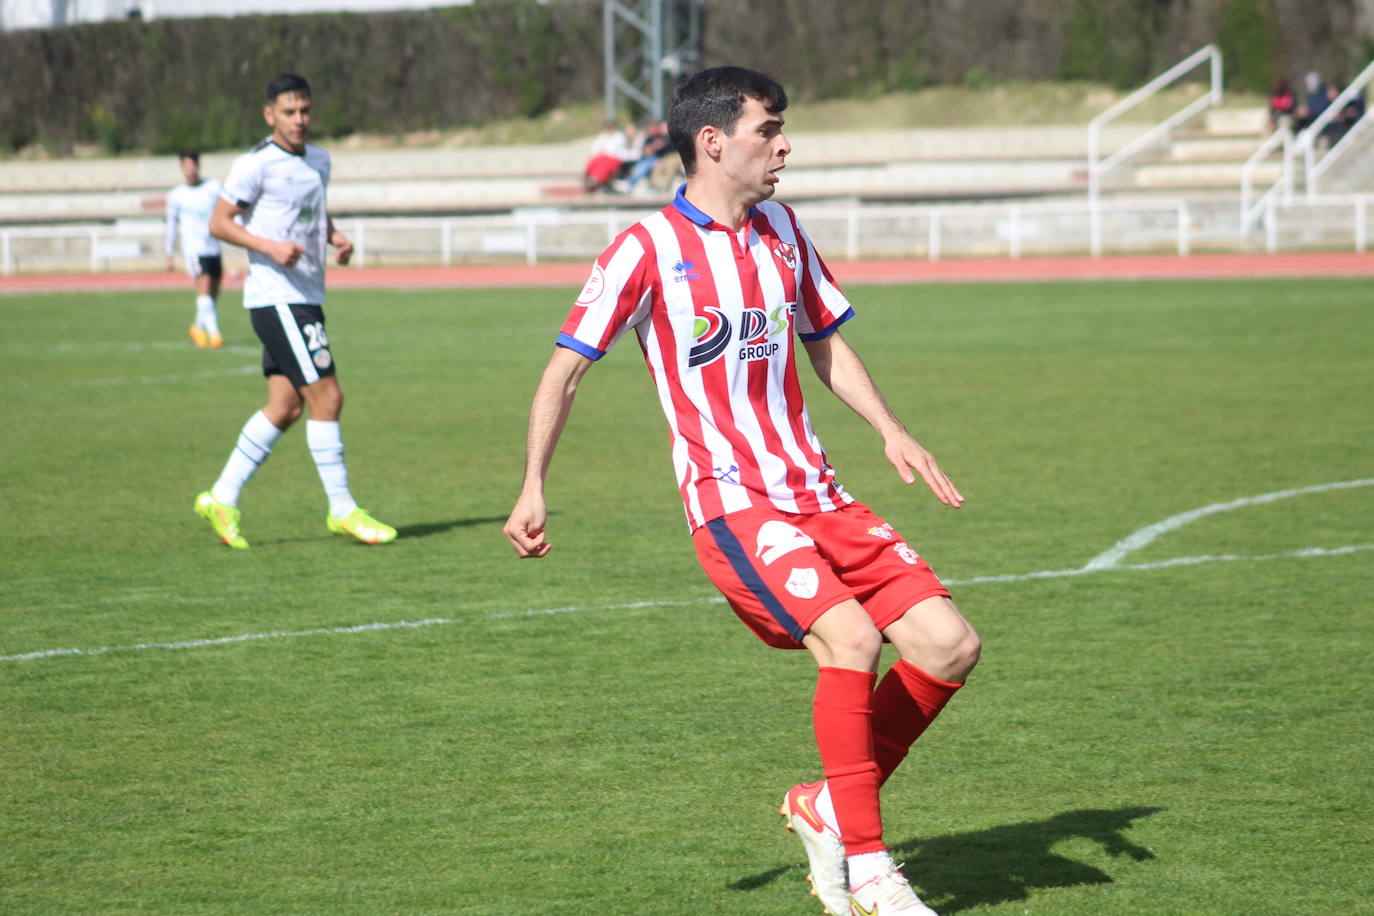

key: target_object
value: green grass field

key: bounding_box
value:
[2,277,1371,914]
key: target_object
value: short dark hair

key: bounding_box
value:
[266,73,311,103]
[179,149,200,163]
[668,66,788,176]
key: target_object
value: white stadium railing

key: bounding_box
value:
[1240,124,1294,236]
[6,193,1374,276]
[1257,194,1373,254]
[2,200,1197,275]
[1087,45,1223,256]
[1300,58,1374,200]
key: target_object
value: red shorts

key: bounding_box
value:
[692,501,951,650]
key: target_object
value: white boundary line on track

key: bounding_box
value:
[5,480,1372,664]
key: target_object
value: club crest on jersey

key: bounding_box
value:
[773,241,797,270]
[313,348,333,369]
[575,265,606,305]
[867,524,895,540]
[672,259,701,283]
[893,542,921,565]
[785,567,819,599]
[755,520,814,566]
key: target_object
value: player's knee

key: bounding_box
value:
[829,625,884,669]
[931,626,980,681]
[263,402,302,429]
[953,627,981,677]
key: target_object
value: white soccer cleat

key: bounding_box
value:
[781,782,849,915]
[848,864,938,916]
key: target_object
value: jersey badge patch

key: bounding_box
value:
[785,567,819,599]
[773,242,797,270]
[867,524,895,540]
[893,542,921,565]
[313,348,333,370]
[575,264,606,305]
[755,520,814,566]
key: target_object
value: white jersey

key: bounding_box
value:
[558,188,856,532]
[221,139,332,308]
[165,179,223,261]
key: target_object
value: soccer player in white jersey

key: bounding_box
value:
[193,74,395,549]
[165,150,225,348]
[504,68,979,915]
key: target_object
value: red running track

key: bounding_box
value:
[3,251,1373,295]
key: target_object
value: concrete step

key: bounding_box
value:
[1133,161,1281,189]
[0,124,1151,196]
[1202,106,1268,136]
[1166,136,1267,162]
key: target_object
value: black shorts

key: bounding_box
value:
[195,255,223,281]
[249,304,336,388]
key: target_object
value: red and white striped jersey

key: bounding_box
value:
[558,188,857,531]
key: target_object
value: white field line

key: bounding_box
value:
[3,339,259,389]
[59,365,260,387]
[4,481,1372,664]
[1083,478,1374,571]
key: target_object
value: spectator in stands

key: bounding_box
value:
[1298,71,1328,132]
[1267,79,1295,131]
[621,119,674,194]
[583,121,633,192]
[1322,81,1366,147]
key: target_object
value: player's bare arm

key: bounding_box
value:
[327,216,353,266]
[803,330,964,508]
[210,197,305,268]
[503,346,595,558]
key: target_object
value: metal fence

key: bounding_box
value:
[3,195,1370,275]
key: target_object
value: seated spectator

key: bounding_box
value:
[583,121,633,192]
[1322,82,1366,147]
[1267,79,1295,130]
[1298,71,1328,132]
[622,120,674,193]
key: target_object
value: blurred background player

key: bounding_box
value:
[193,73,395,549]
[165,149,224,348]
[503,66,978,916]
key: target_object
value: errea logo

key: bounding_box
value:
[672,259,701,283]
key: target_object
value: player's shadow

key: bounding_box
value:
[393,515,510,539]
[731,806,1163,913]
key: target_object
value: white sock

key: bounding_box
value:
[195,295,220,337]
[848,849,896,890]
[307,419,358,518]
[816,781,842,836]
[210,411,283,506]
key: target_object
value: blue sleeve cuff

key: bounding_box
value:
[556,333,605,361]
[798,306,855,342]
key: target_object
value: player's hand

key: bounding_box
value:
[331,232,353,266]
[884,433,964,508]
[504,493,552,558]
[265,240,306,268]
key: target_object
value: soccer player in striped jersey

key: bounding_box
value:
[504,67,978,915]
[193,74,395,549]
[165,150,225,348]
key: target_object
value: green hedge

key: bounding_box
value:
[0,1,601,155]
[2,0,1370,157]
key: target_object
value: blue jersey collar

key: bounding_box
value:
[672,184,760,231]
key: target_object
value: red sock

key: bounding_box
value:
[871,659,963,784]
[813,666,884,854]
